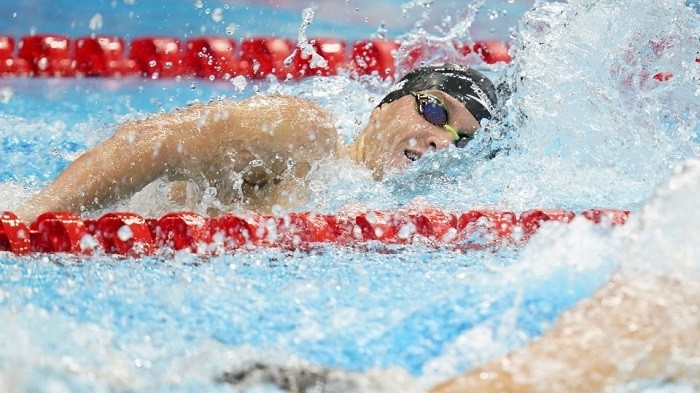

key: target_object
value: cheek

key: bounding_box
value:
[367,118,396,147]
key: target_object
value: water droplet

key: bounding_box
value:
[211,7,223,22]
[231,75,247,92]
[0,87,13,104]
[80,234,99,250]
[117,225,134,242]
[37,57,48,71]
[89,13,103,31]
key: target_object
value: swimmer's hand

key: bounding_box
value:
[217,362,330,392]
[217,362,421,393]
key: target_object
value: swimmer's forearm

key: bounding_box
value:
[430,274,699,392]
[20,119,176,218]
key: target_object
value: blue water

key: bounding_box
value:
[0,0,534,41]
[1,1,699,392]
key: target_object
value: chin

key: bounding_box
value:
[371,150,413,180]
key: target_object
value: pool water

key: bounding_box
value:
[1,0,699,392]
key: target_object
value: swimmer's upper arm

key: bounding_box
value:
[18,95,337,219]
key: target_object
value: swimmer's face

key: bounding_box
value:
[357,89,481,179]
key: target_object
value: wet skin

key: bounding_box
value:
[18,90,481,219]
[349,89,481,179]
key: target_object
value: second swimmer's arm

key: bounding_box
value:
[18,95,337,220]
[430,273,698,393]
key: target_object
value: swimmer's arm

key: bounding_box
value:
[17,115,174,220]
[430,274,698,393]
[18,95,337,220]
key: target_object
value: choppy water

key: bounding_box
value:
[0,0,698,392]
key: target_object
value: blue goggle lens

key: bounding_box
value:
[412,92,473,148]
[419,99,448,126]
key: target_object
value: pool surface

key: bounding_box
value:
[1,0,699,392]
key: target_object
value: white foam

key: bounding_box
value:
[621,159,700,279]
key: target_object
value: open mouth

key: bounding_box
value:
[404,149,422,162]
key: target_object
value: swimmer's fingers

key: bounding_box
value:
[217,362,330,392]
[217,362,421,393]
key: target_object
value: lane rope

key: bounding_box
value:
[0,208,629,256]
[0,35,512,79]
[0,35,648,256]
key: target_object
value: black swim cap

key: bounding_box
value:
[378,64,497,122]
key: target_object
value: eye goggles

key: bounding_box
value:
[411,92,474,148]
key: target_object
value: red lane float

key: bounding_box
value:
[183,37,239,79]
[579,208,629,226]
[0,208,630,256]
[18,34,74,76]
[152,211,211,252]
[455,210,518,245]
[276,212,344,247]
[0,36,30,76]
[91,212,153,256]
[29,211,87,253]
[471,40,512,64]
[75,36,136,76]
[351,39,400,78]
[239,36,295,79]
[129,36,182,78]
[290,37,347,78]
[0,34,513,80]
[0,212,31,254]
[519,209,575,237]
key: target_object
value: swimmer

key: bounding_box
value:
[17,63,496,220]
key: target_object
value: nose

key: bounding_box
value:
[423,130,453,151]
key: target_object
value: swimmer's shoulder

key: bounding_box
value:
[173,94,339,155]
[247,93,339,148]
[245,94,336,122]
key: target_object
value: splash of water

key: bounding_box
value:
[459,0,700,211]
[394,0,485,75]
[306,0,699,214]
[284,6,330,72]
